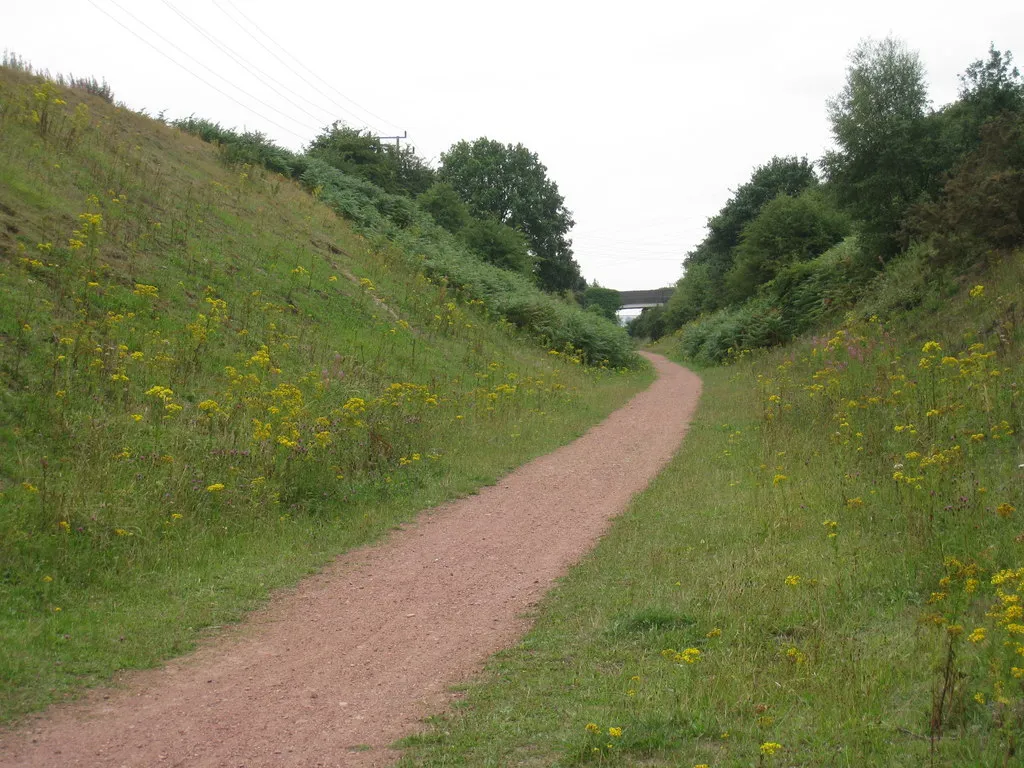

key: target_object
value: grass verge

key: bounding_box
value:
[397,257,1024,766]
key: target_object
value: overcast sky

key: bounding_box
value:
[5,1,1023,290]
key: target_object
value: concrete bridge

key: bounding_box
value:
[618,287,674,310]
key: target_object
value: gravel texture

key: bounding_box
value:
[0,352,701,767]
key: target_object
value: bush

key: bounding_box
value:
[460,217,534,275]
[627,305,668,341]
[417,183,470,233]
[672,238,865,363]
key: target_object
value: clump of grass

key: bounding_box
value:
[397,254,1024,766]
[0,66,652,722]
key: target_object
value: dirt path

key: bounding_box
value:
[0,353,701,768]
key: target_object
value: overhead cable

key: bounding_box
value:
[85,0,310,141]
[161,0,337,130]
[103,0,321,135]
[221,0,406,134]
[212,0,388,135]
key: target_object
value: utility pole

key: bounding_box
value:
[377,130,407,151]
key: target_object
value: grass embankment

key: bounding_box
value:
[398,255,1024,766]
[0,69,651,722]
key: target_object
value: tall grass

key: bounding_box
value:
[0,66,651,721]
[398,253,1024,766]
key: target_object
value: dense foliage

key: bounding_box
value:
[644,40,1024,361]
[439,138,585,292]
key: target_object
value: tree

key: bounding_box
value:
[627,305,668,341]
[439,138,584,292]
[668,156,818,324]
[959,45,1024,118]
[664,261,713,328]
[581,284,621,321]
[684,157,817,306]
[724,189,851,302]
[821,38,930,261]
[417,182,470,233]
[908,113,1024,266]
[931,45,1024,171]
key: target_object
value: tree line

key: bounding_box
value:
[306,126,586,294]
[630,41,1024,352]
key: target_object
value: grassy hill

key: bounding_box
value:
[0,64,649,721]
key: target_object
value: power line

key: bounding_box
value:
[85,0,310,141]
[221,0,406,135]
[161,0,337,129]
[212,0,387,135]
[102,0,321,135]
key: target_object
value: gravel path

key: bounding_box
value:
[0,352,701,768]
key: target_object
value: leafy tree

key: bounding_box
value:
[908,113,1024,266]
[581,284,621,321]
[439,138,584,292]
[307,122,434,196]
[665,156,818,326]
[959,45,1024,119]
[725,189,851,302]
[929,45,1024,173]
[821,38,930,261]
[627,305,668,340]
[459,217,534,276]
[417,182,470,233]
[703,157,818,260]
[664,261,713,328]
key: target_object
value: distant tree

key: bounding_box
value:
[665,156,818,327]
[725,189,851,302]
[664,261,713,328]
[459,217,534,276]
[930,45,1024,172]
[959,45,1024,118]
[439,138,584,292]
[908,113,1024,266]
[627,305,668,340]
[683,157,818,309]
[821,38,930,261]
[704,157,819,260]
[307,122,434,196]
[392,144,436,196]
[417,182,470,233]
[581,284,621,321]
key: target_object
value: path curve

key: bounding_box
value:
[0,353,701,768]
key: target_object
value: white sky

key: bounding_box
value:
[4,1,1023,290]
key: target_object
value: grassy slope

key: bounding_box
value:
[399,253,1024,766]
[0,69,652,722]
